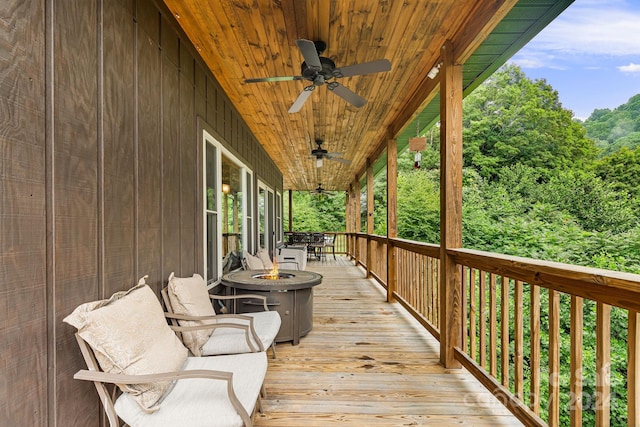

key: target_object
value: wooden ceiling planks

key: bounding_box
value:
[163,0,524,191]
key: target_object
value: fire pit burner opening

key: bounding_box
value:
[252,272,296,280]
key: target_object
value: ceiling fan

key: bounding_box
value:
[244,39,391,113]
[310,183,335,196]
[311,139,351,168]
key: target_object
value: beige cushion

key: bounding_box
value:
[166,272,216,356]
[114,352,268,427]
[255,248,273,269]
[63,279,188,413]
[243,250,264,270]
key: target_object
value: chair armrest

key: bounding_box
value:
[165,315,261,352]
[276,260,299,270]
[74,368,232,384]
[210,293,269,311]
[73,369,252,427]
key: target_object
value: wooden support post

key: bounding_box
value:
[570,296,584,427]
[288,189,293,232]
[549,290,560,427]
[345,186,351,256]
[352,178,359,263]
[439,40,463,369]
[387,136,397,303]
[596,302,611,426]
[630,311,640,427]
[366,158,374,277]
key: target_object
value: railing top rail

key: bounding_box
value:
[450,247,640,312]
[391,238,440,257]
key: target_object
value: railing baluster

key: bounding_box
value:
[549,290,560,427]
[530,285,541,415]
[420,255,429,317]
[411,252,420,307]
[462,266,468,352]
[435,259,440,329]
[479,271,487,369]
[490,273,497,377]
[470,268,477,362]
[570,296,583,427]
[514,280,523,400]
[630,310,639,427]
[596,302,611,426]
[427,255,432,322]
[501,276,509,388]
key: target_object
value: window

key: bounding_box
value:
[204,140,220,284]
[245,170,254,254]
[257,181,274,255]
[203,130,253,286]
[276,191,282,245]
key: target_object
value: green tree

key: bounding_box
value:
[592,146,640,198]
[584,94,640,152]
[397,169,440,243]
[462,64,596,180]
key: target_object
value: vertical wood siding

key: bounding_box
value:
[0,0,282,425]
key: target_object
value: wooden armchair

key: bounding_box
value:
[163,273,281,358]
[64,282,267,427]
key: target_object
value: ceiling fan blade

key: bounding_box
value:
[326,152,344,157]
[244,76,304,83]
[328,83,367,108]
[288,87,314,113]
[295,39,322,71]
[325,157,351,164]
[334,59,391,78]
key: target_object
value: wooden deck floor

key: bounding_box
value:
[255,256,524,426]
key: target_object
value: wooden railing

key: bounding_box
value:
[348,233,640,427]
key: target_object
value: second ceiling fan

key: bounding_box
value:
[311,138,350,168]
[245,39,391,113]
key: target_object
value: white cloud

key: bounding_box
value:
[618,63,640,73]
[528,2,640,57]
[514,1,640,69]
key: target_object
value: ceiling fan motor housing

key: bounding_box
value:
[301,57,336,84]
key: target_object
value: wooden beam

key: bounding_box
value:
[438,40,463,369]
[387,137,398,303]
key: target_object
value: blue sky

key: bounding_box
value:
[511,0,640,120]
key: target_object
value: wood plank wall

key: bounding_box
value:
[0,0,282,425]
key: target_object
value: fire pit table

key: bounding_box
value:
[221,269,323,345]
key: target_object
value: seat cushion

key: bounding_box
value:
[202,311,281,356]
[166,273,217,356]
[114,352,268,427]
[63,281,188,413]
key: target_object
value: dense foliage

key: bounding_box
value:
[584,94,640,155]
[463,65,597,180]
[288,64,639,425]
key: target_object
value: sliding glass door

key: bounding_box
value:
[203,130,253,286]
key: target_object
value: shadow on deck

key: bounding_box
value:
[256,256,523,426]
